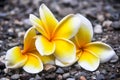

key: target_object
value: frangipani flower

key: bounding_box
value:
[5,27,54,74]
[72,14,117,71]
[30,4,81,65]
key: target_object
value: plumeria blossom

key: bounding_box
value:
[30,4,81,65]
[5,27,55,73]
[71,14,118,71]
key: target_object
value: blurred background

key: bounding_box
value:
[0,0,120,80]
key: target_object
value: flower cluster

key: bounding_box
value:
[5,4,118,73]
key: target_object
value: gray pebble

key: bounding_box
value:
[111,21,120,30]
[63,73,70,79]
[0,78,9,80]
[29,78,35,80]
[11,74,20,80]
[0,13,8,18]
[101,69,107,75]
[56,68,64,74]
[96,74,105,80]
[74,64,81,69]
[66,78,75,80]
[35,74,41,80]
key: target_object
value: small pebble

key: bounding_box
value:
[74,64,81,69]
[101,69,107,75]
[91,75,96,80]
[111,21,120,30]
[96,74,105,80]
[11,74,20,80]
[102,20,112,27]
[66,78,75,80]
[35,74,41,80]
[56,68,64,74]
[79,76,87,80]
[0,13,8,18]
[45,73,56,79]
[97,14,105,22]
[94,24,103,34]
[29,78,35,80]
[44,64,56,72]
[0,61,5,69]
[57,75,63,80]
[18,31,25,38]
[63,73,70,79]
[0,78,9,80]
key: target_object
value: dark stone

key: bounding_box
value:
[0,61,5,69]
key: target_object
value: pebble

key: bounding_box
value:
[57,75,63,80]
[101,69,107,75]
[63,73,70,79]
[35,74,41,80]
[8,42,19,47]
[97,14,105,22]
[19,0,30,5]
[66,78,75,80]
[110,12,119,21]
[29,78,35,80]
[111,21,120,30]
[11,74,20,80]
[58,7,74,16]
[56,68,64,74]
[97,74,104,79]
[18,31,25,38]
[74,64,81,69]
[102,20,112,27]
[0,13,8,18]
[0,78,9,80]
[20,73,30,80]
[94,24,103,34]
[44,64,56,72]
[79,76,87,80]
[91,75,96,80]
[110,73,116,79]
[45,73,56,79]
[22,19,31,26]
[96,74,105,80]
[95,71,100,76]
